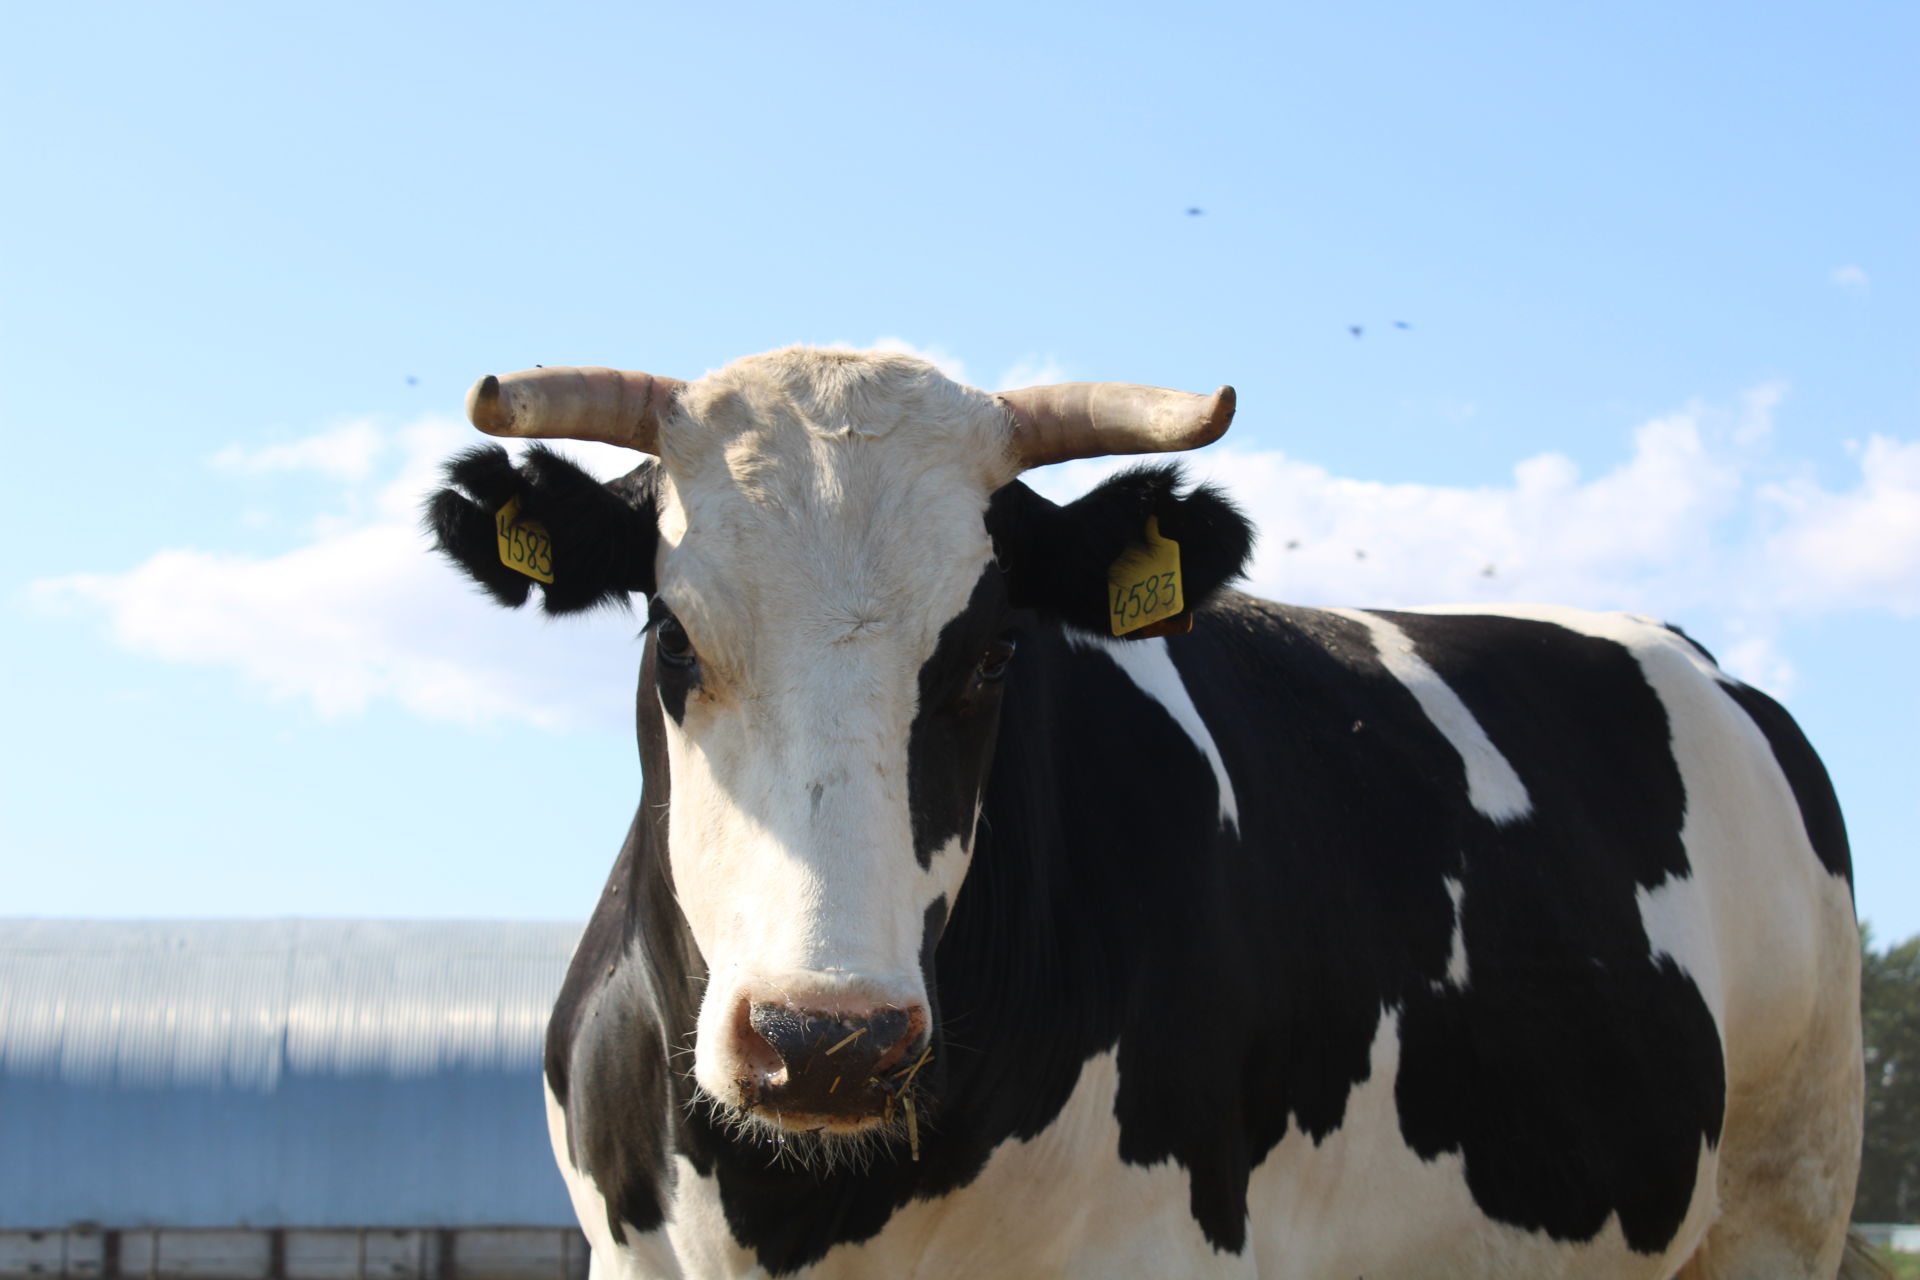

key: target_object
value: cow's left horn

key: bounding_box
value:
[998,382,1235,471]
[465,366,685,454]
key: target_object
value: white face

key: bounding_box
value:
[644,348,1018,1129]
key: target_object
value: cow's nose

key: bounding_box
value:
[740,1002,925,1118]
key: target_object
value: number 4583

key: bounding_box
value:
[1114,572,1177,622]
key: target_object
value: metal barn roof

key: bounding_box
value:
[0,920,584,1230]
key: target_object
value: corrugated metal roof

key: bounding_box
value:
[0,920,585,1230]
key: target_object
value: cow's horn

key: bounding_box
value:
[464,366,685,454]
[997,382,1236,470]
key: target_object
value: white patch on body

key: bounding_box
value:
[1245,1008,1717,1279]
[919,830,972,916]
[663,1156,756,1280]
[1441,874,1470,989]
[545,1080,685,1280]
[652,1016,1717,1277]
[1636,872,1716,1014]
[1326,608,1532,825]
[1069,633,1240,831]
[662,1049,1246,1279]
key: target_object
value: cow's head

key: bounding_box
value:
[427,348,1251,1154]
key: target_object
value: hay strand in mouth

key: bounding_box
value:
[823,1027,867,1056]
[903,1094,920,1162]
[892,1045,934,1087]
[828,1076,840,1094]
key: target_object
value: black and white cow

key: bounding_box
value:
[428,347,1865,1279]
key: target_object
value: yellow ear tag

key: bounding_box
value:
[495,497,555,584]
[1107,516,1184,636]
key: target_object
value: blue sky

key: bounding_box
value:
[4,2,1915,941]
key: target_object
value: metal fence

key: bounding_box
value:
[0,1228,589,1280]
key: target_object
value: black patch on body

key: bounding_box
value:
[438,459,1791,1272]
[916,894,949,1101]
[1718,680,1854,888]
[905,572,1012,869]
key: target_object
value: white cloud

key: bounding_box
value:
[996,356,1068,390]
[1034,406,1743,614]
[1720,630,1797,696]
[788,339,1060,393]
[855,336,968,383]
[30,418,646,731]
[1761,435,1920,615]
[27,384,1920,723]
[1034,387,1920,694]
[1829,265,1870,293]
[1420,396,1479,424]
[1733,380,1786,447]
[210,420,387,482]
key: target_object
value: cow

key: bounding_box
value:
[427,347,1866,1279]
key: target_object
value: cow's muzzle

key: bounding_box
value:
[733,999,930,1129]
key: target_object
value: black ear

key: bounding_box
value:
[425,444,660,613]
[987,465,1255,637]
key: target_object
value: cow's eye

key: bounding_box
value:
[657,617,697,669]
[977,639,1016,682]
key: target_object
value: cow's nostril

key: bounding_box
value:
[734,999,787,1085]
[748,1003,912,1069]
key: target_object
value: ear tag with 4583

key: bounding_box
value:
[1107,516,1185,637]
[495,497,555,584]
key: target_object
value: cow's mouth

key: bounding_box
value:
[696,1073,932,1174]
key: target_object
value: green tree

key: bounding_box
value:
[1858,927,1920,1222]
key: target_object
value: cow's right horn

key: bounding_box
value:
[997,382,1235,471]
[465,366,685,454]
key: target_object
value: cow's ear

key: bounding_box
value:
[425,444,660,613]
[987,465,1254,636]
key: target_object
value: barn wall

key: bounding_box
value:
[0,921,583,1231]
